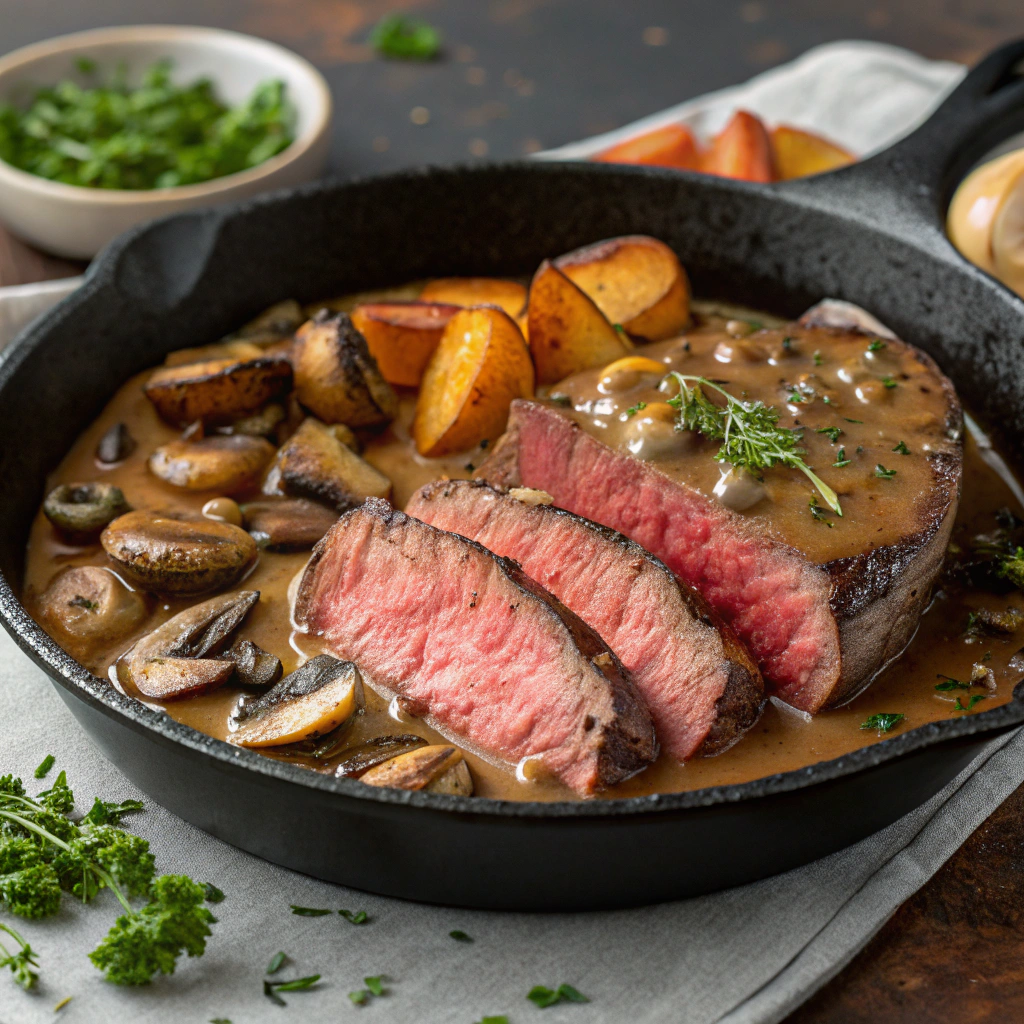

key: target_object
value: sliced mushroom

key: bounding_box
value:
[95,422,136,464]
[333,734,428,777]
[117,590,259,700]
[267,418,391,512]
[43,482,130,542]
[359,744,474,795]
[241,497,339,550]
[143,356,293,427]
[38,566,147,651]
[216,403,286,439]
[225,638,283,688]
[101,510,258,594]
[292,312,398,427]
[148,435,275,493]
[230,654,363,748]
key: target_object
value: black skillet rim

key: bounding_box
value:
[2,158,1024,822]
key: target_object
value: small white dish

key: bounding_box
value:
[0,25,333,259]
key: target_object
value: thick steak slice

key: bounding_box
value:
[408,479,763,760]
[294,498,657,795]
[478,395,960,713]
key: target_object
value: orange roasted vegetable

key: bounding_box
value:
[350,301,460,387]
[700,110,775,183]
[770,125,854,180]
[594,123,699,169]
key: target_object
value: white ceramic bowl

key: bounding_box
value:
[0,25,333,259]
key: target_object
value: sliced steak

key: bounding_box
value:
[478,374,961,714]
[294,498,657,794]
[408,479,763,760]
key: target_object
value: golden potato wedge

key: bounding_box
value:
[770,125,854,181]
[554,236,691,341]
[144,356,293,427]
[350,301,460,387]
[270,417,392,511]
[292,312,398,427]
[419,277,528,318]
[526,260,631,385]
[413,306,534,457]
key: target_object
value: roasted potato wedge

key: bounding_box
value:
[555,235,691,341]
[700,110,775,183]
[148,435,275,493]
[292,312,398,427]
[144,356,293,427]
[413,305,535,457]
[418,278,528,318]
[526,260,630,385]
[270,417,392,512]
[593,123,699,169]
[360,744,473,795]
[770,125,854,181]
[101,511,258,595]
[349,301,460,387]
[231,654,362,747]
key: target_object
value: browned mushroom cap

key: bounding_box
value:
[359,745,474,795]
[225,637,283,688]
[143,356,293,427]
[267,418,391,512]
[148,435,275,493]
[231,654,363,748]
[101,510,258,594]
[117,590,260,700]
[38,565,147,653]
[96,422,136,464]
[333,734,428,777]
[241,497,339,550]
[43,482,131,542]
[292,312,398,427]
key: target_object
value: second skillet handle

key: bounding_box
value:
[781,39,1024,244]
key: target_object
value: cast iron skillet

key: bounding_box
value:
[2,44,1024,912]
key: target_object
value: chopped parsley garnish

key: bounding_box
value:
[0,921,38,990]
[844,417,863,424]
[350,975,387,1004]
[953,694,987,712]
[0,61,295,190]
[822,394,833,405]
[267,951,287,974]
[881,375,898,389]
[264,974,320,1006]
[860,713,905,732]
[371,15,441,60]
[664,372,841,514]
[787,392,805,404]
[875,464,897,479]
[625,401,647,418]
[202,882,224,903]
[289,905,331,917]
[995,546,1024,589]
[816,426,842,443]
[833,447,851,468]
[892,440,910,455]
[475,1017,510,1024]
[450,929,473,942]
[868,339,887,352]
[612,323,626,334]
[813,350,823,366]
[781,336,794,352]
[209,1019,230,1024]
[809,497,834,527]
[339,908,369,924]
[935,674,969,691]
[365,975,386,996]
[80,796,144,826]
[527,984,589,1008]
[33,755,54,779]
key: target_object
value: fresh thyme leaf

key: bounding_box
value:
[81,797,144,826]
[289,905,331,916]
[371,15,441,60]
[339,908,369,924]
[787,391,805,404]
[612,323,626,333]
[267,950,287,974]
[210,1019,231,1024]
[892,440,910,455]
[263,980,286,1006]
[875,464,897,479]
[881,375,898,389]
[935,675,969,691]
[349,989,369,1005]
[664,372,841,514]
[625,401,647,418]
[528,983,590,1008]
[202,882,224,904]
[365,975,386,995]
[475,1017,510,1024]
[33,755,54,779]
[816,426,842,443]
[450,929,473,942]
[55,996,73,1011]
[860,712,905,732]
[809,498,834,527]
[844,417,863,424]
[954,694,988,712]
[813,350,823,365]
[271,974,320,992]
[833,447,851,468]
[868,339,887,352]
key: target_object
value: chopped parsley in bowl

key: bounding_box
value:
[0,58,296,190]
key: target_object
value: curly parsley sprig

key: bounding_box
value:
[663,372,842,515]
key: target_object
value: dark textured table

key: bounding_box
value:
[3,3,1024,1020]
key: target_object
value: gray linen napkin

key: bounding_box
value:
[3,631,1022,1024]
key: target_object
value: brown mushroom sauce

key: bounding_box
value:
[21,296,1024,802]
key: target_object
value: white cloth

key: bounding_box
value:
[4,40,1012,1024]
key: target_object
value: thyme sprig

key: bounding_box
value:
[663,372,841,515]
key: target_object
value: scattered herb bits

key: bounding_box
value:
[954,694,987,712]
[267,951,287,974]
[875,464,897,480]
[365,975,386,996]
[995,546,1024,589]
[349,975,387,1004]
[860,713,905,733]
[892,440,910,455]
[527,983,590,1008]
[881,375,898,389]
[202,882,225,903]
[450,929,473,942]
[935,675,969,691]
[0,921,38,990]
[0,60,295,190]
[32,755,54,779]
[816,426,842,443]
[868,339,887,352]
[833,447,851,468]
[339,908,369,924]
[809,498,834,527]
[264,974,320,1005]
[475,1017,510,1024]
[290,905,332,916]
[813,350,823,366]
[371,15,441,60]
[625,401,647,418]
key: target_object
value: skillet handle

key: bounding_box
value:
[781,39,1024,241]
